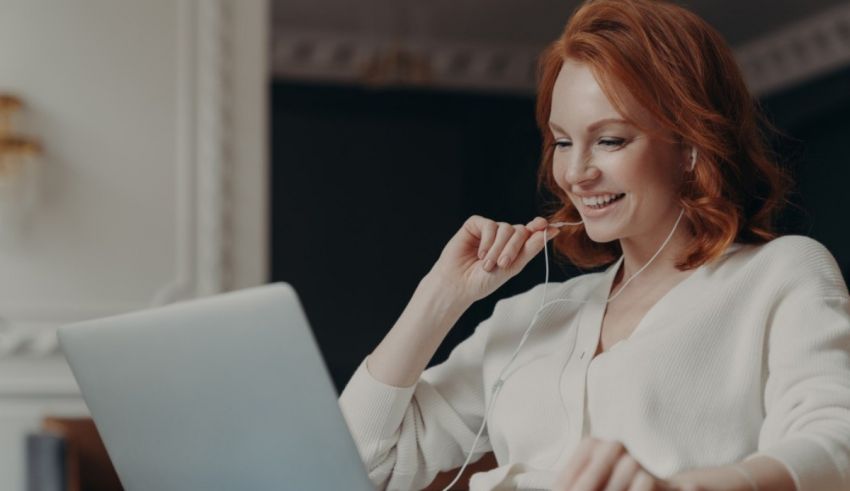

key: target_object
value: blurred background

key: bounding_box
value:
[0,0,848,489]
[269,0,850,388]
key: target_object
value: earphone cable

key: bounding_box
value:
[440,208,684,490]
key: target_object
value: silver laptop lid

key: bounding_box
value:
[58,283,374,491]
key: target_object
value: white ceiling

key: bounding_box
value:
[272,0,850,48]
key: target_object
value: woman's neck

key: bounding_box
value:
[614,214,695,291]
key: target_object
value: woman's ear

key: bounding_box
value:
[675,138,696,172]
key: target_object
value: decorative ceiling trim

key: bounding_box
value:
[271,30,542,94]
[272,3,850,97]
[735,2,850,97]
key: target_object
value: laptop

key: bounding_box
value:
[57,283,375,491]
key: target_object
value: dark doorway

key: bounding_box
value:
[269,82,580,390]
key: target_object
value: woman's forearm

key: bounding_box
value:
[669,455,796,491]
[366,272,470,388]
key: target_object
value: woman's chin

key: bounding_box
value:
[584,225,622,244]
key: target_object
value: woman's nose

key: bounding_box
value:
[564,151,600,185]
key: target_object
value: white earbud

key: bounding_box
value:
[689,147,698,171]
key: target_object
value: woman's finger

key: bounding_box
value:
[625,470,656,491]
[477,220,498,259]
[515,226,560,266]
[525,216,549,232]
[552,438,595,490]
[482,223,514,271]
[603,454,641,491]
[571,441,626,491]
[497,225,530,268]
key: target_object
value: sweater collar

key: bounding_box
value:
[599,240,744,297]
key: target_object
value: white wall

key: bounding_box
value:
[0,1,268,489]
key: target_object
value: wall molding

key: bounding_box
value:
[153,0,234,304]
[0,0,235,367]
[271,3,850,97]
[734,3,850,97]
[271,30,542,94]
[195,0,234,297]
[0,305,140,360]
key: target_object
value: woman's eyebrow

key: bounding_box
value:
[548,118,630,134]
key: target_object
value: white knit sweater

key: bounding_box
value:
[339,235,850,491]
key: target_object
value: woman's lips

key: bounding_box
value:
[578,193,625,216]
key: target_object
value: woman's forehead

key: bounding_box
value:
[551,62,613,112]
[551,60,659,133]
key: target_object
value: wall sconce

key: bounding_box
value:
[0,94,42,240]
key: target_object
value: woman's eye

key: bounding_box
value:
[599,138,625,147]
[553,140,571,149]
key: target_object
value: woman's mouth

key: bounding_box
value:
[582,192,625,209]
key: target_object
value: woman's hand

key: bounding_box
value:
[552,438,696,491]
[427,215,561,305]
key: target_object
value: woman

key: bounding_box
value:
[339,0,850,490]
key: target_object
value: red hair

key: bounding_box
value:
[536,0,794,270]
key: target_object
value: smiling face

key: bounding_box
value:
[549,59,690,246]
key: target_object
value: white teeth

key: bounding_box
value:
[581,193,623,207]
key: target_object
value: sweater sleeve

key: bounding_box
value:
[338,315,495,491]
[751,237,850,491]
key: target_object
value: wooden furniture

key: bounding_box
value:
[38,417,123,491]
[32,416,496,490]
[423,452,498,490]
